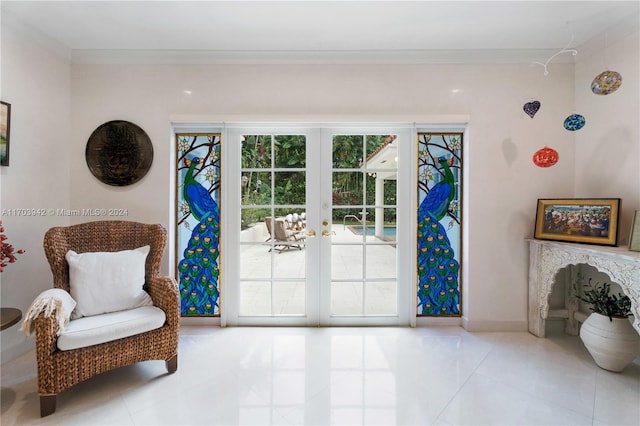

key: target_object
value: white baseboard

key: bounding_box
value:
[415,316,462,327]
[1,339,35,365]
[180,316,221,327]
[461,316,528,332]
[177,315,528,332]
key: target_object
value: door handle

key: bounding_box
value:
[307,230,316,238]
[322,230,336,238]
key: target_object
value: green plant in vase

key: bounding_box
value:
[577,278,632,321]
[576,277,639,372]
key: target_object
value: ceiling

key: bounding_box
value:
[2,1,639,63]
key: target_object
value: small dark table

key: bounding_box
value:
[0,307,22,331]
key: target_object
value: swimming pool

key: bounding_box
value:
[349,226,396,236]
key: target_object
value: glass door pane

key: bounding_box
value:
[239,134,308,317]
[329,134,398,318]
[227,125,409,327]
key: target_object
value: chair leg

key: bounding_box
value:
[166,354,178,374]
[40,394,56,417]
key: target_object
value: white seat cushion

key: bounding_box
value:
[57,306,166,351]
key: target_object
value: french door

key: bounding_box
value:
[224,125,412,326]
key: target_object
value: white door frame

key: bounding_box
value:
[319,126,413,326]
[222,122,414,327]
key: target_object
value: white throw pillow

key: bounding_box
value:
[66,246,154,319]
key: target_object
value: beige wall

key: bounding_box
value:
[69,62,576,332]
[572,19,640,304]
[0,16,71,360]
[2,11,639,362]
[574,25,640,243]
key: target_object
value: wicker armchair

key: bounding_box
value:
[35,221,180,416]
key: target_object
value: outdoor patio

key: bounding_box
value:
[239,223,398,316]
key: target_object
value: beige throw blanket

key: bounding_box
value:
[20,289,76,336]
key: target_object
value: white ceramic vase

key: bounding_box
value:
[579,312,640,372]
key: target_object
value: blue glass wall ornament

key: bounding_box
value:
[591,70,622,95]
[564,114,585,131]
[523,100,541,118]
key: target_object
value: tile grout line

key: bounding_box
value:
[431,343,495,424]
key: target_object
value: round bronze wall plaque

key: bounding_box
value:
[85,120,153,186]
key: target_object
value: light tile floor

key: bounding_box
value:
[2,326,639,425]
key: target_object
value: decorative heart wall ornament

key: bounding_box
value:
[564,114,586,131]
[523,100,541,118]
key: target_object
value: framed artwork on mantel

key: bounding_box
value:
[629,210,640,252]
[534,198,620,246]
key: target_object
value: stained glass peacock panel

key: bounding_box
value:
[176,133,221,316]
[417,133,462,316]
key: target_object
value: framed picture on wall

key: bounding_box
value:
[1,101,10,166]
[534,198,620,246]
[629,210,640,252]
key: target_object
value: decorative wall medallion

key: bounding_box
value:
[563,114,586,131]
[591,70,622,95]
[85,120,153,186]
[532,146,559,167]
[523,100,541,118]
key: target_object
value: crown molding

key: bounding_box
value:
[70,48,578,66]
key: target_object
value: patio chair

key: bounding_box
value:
[265,216,275,241]
[271,218,305,253]
[285,213,305,231]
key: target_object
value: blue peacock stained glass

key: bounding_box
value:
[417,133,462,316]
[176,134,221,316]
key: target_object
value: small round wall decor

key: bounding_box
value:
[563,114,585,131]
[85,120,154,186]
[533,146,559,168]
[591,70,622,95]
[523,100,541,118]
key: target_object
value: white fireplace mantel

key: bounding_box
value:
[528,239,640,337]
